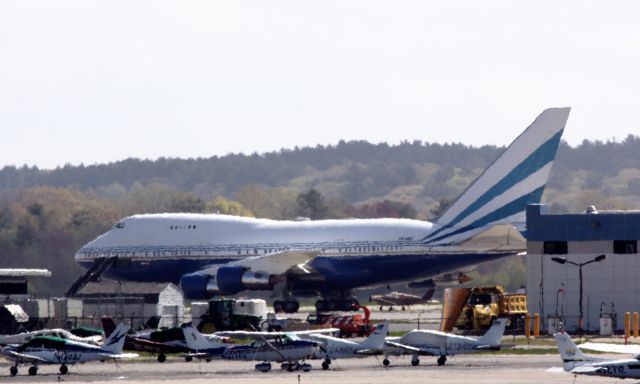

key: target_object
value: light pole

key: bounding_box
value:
[551,254,606,332]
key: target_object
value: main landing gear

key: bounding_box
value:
[322,358,331,370]
[59,364,69,374]
[437,355,447,366]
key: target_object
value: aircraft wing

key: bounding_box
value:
[579,342,640,355]
[473,344,503,351]
[203,250,320,276]
[569,365,608,374]
[385,341,437,356]
[0,350,49,363]
[216,329,339,339]
[99,352,139,359]
[355,349,381,355]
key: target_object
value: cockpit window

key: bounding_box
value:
[114,222,125,229]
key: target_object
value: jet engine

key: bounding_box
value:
[180,266,272,299]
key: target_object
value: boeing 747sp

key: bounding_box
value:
[74,108,570,313]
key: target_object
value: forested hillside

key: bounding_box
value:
[2,135,640,295]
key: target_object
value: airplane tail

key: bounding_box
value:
[477,318,507,345]
[422,288,436,301]
[101,322,129,354]
[554,333,599,372]
[182,324,221,351]
[423,107,570,245]
[359,322,389,350]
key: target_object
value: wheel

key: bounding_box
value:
[198,321,217,334]
[28,366,38,376]
[301,363,312,372]
[322,361,329,370]
[411,358,420,366]
[157,353,166,363]
[273,300,284,313]
[287,362,299,372]
[383,358,390,367]
[60,364,68,374]
[185,356,193,362]
[284,300,299,313]
[437,356,446,366]
[10,366,18,376]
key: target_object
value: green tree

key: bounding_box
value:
[296,189,329,220]
[205,197,253,217]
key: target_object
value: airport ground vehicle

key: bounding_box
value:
[441,286,526,332]
[307,305,373,338]
[194,299,262,333]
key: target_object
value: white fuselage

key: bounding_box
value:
[76,213,435,262]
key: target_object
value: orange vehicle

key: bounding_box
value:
[307,305,373,338]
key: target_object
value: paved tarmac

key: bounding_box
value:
[0,354,619,384]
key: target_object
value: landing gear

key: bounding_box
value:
[273,300,300,313]
[60,364,68,374]
[322,358,331,370]
[437,356,447,366]
[255,362,272,372]
[28,366,38,376]
[9,366,18,376]
[300,363,312,372]
[185,355,193,362]
[383,358,390,367]
[411,356,420,366]
[157,353,167,363]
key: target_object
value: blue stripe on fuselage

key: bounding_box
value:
[80,251,513,292]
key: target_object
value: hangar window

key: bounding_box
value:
[614,240,637,254]
[543,241,568,254]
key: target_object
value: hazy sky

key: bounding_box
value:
[1,1,639,169]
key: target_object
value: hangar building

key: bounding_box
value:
[526,204,640,332]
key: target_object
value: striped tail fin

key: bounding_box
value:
[423,107,570,245]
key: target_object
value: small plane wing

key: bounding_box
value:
[0,350,50,363]
[354,349,381,355]
[473,344,503,351]
[384,341,437,356]
[569,365,608,374]
[579,342,640,355]
[216,328,339,339]
[100,352,139,359]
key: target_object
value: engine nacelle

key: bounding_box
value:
[179,267,273,299]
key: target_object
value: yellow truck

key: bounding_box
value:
[441,285,527,332]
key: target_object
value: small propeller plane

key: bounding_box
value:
[370,290,436,311]
[0,322,137,376]
[307,322,389,369]
[383,317,507,366]
[0,327,103,346]
[182,324,321,372]
[555,332,640,379]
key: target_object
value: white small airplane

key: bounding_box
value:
[182,324,321,372]
[383,317,507,366]
[0,328,102,346]
[0,322,137,376]
[555,332,640,379]
[306,322,389,369]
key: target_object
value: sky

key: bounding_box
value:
[1,1,639,169]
